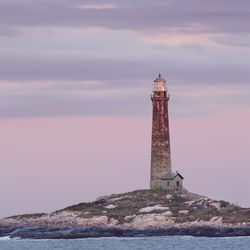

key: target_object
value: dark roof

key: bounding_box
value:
[161,171,184,180]
[154,73,165,83]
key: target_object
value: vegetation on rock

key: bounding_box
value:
[1,189,249,239]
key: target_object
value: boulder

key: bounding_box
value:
[139,205,169,213]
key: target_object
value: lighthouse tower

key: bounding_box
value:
[150,74,172,189]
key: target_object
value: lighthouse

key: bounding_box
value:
[150,74,183,190]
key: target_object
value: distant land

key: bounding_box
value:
[1,189,250,239]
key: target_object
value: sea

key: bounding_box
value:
[0,236,250,250]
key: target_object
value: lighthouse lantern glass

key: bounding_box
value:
[153,79,167,92]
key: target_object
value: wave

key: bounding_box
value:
[0,236,11,241]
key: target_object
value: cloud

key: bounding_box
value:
[0,1,249,118]
[142,33,213,47]
[0,26,249,85]
[0,50,248,86]
[79,4,116,10]
[171,85,250,117]
[210,34,250,48]
[0,0,249,35]
[0,77,249,119]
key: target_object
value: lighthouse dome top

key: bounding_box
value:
[153,73,167,92]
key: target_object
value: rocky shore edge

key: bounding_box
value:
[1,226,250,239]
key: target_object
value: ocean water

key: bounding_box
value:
[0,236,250,250]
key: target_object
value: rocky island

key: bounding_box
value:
[1,189,250,239]
[1,75,249,239]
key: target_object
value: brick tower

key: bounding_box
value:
[150,74,172,189]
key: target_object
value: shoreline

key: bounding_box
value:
[1,226,250,239]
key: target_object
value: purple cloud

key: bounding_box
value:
[0,0,249,34]
[0,0,249,118]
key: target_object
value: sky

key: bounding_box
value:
[0,0,250,217]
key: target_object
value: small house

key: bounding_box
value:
[161,171,184,192]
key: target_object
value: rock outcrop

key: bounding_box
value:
[1,189,250,239]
